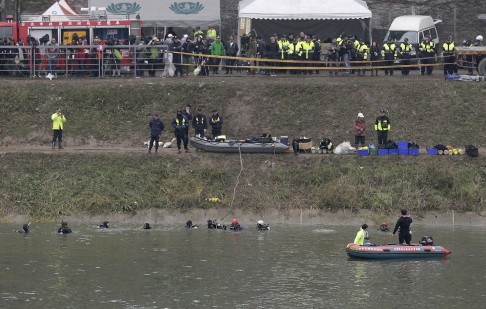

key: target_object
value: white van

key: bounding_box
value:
[384,15,442,56]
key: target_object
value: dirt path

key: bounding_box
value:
[1,144,483,156]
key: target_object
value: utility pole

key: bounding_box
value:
[15,0,20,40]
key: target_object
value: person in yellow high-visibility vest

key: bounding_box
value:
[442,36,456,76]
[399,38,413,76]
[300,36,315,75]
[51,108,66,149]
[357,40,368,76]
[354,224,369,245]
[374,109,391,146]
[381,40,397,75]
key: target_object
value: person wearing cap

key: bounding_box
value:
[51,108,66,149]
[224,36,239,74]
[393,209,413,245]
[399,38,413,76]
[374,109,391,147]
[209,109,223,138]
[442,36,456,76]
[182,36,195,76]
[148,113,165,153]
[381,39,397,75]
[419,35,435,75]
[210,36,225,74]
[172,109,190,153]
[354,224,369,246]
[354,113,367,148]
[192,107,208,137]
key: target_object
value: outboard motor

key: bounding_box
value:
[420,236,434,246]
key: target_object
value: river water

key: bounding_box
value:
[1,223,484,309]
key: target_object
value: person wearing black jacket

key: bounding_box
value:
[312,35,321,74]
[209,109,223,138]
[192,108,208,137]
[224,36,239,74]
[182,37,195,76]
[369,41,381,76]
[256,37,267,74]
[393,209,413,245]
[148,114,165,153]
[266,36,279,76]
[172,109,190,153]
[172,37,184,77]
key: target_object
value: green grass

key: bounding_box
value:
[0,152,484,220]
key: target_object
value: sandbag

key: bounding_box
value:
[168,63,175,77]
[465,145,479,157]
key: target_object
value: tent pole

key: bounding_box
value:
[369,18,373,43]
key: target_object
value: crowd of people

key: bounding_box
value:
[1,27,483,78]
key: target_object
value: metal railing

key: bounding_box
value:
[0,44,474,78]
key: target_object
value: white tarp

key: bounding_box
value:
[239,0,372,20]
[90,0,221,27]
[34,0,78,21]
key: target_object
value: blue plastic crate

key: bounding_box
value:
[378,149,389,155]
[398,149,409,155]
[388,149,399,155]
[397,141,409,149]
[357,149,369,156]
[427,147,438,155]
[409,148,420,156]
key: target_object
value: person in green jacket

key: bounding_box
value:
[210,36,225,74]
[51,108,66,149]
[354,224,369,245]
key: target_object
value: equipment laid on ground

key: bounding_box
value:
[346,242,451,259]
[445,74,486,82]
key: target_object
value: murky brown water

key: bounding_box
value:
[1,223,484,308]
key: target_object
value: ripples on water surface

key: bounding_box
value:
[1,223,485,308]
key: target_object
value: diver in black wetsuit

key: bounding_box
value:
[58,222,72,234]
[256,220,270,230]
[186,220,198,228]
[392,209,413,245]
[15,223,30,233]
[207,219,226,230]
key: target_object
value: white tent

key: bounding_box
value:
[33,0,79,21]
[238,0,372,41]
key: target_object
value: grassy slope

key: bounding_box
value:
[0,77,485,220]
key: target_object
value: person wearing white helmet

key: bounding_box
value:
[354,112,367,148]
[257,220,270,230]
[474,35,483,46]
